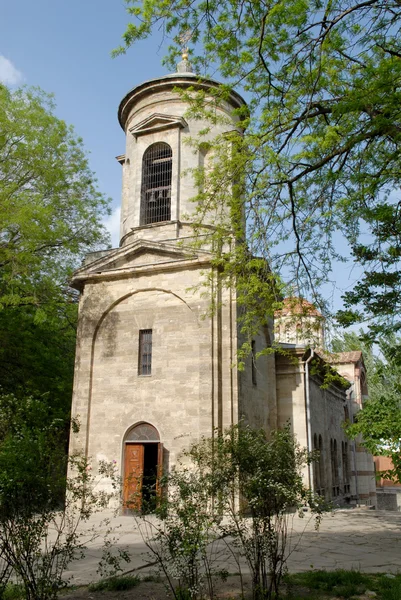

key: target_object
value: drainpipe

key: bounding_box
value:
[304,349,314,492]
[352,442,359,506]
[348,384,360,505]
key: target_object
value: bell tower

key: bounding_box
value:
[68,61,277,506]
[116,59,246,246]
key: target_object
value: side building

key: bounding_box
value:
[275,299,376,507]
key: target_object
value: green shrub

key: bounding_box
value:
[376,574,401,600]
[88,575,140,592]
[284,570,401,599]
[2,584,24,600]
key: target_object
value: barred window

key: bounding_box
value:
[126,423,160,441]
[141,143,172,225]
[138,329,152,375]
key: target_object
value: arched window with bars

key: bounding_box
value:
[141,142,172,225]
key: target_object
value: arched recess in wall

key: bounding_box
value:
[318,434,325,495]
[83,288,200,460]
[330,438,335,495]
[141,142,172,225]
[333,438,339,495]
[313,434,320,491]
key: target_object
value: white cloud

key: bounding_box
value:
[103,207,121,248]
[0,56,23,86]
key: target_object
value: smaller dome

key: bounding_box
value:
[275,297,323,318]
[274,297,325,348]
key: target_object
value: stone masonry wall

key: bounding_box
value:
[69,260,241,495]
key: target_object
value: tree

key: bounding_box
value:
[0,83,115,600]
[331,330,401,483]
[0,392,117,600]
[0,84,110,418]
[116,0,401,337]
[0,85,110,314]
[0,303,76,420]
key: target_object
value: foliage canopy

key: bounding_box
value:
[0,85,110,314]
[117,0,401,336]
[332,330,401,483]
[0,84,110,416]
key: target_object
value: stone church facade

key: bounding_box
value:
[69,63,376,508]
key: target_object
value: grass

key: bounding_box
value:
[84,570,401,599]
[141,572,162,583]
[2,584,24,600]
[88,575,141,592]
[283,570,401,599]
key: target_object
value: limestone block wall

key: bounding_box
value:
[308,377,350,502]
[238,323,277,434]
[309,374,376,506]
[335,360,376,506]
[275,314,324,348]
[69,259,241,495]
[275,348,365,504]
[354,442,377,505]
[275,351,307,446]
[275,350,309,484]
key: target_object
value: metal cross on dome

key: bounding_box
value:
[179,29,192,59]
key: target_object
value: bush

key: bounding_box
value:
[88,575,140,592]
[136,424,325,600]
[0,394,118,600]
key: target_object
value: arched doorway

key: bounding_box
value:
[123,423,162,511]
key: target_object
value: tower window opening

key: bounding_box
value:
[141,143,172,225]
[138,329,152,375]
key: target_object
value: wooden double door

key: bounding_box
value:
[123,442,163,511]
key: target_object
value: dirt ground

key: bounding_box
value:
[64,581,171,600]
[63,575,251,600]
[61,574,373,600]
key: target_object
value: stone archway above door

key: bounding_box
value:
[125,422,160,442]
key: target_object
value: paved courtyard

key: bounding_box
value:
[65,507,401,585]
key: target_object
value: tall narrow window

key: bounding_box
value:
[251,340,257,386]
[138,329,152,375]
[141,142,172,225]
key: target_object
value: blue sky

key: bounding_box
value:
[0,1,363,320]
[0,0,171,246]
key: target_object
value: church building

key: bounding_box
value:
[69,59,376,509]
